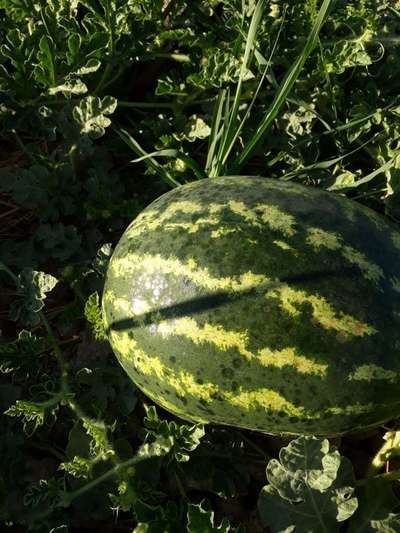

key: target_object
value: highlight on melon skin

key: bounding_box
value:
[102,176,400,437]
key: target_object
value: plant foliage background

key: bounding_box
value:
[1,0,400,531]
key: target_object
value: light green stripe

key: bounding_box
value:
[225,387,306,418]
[126,201,204,238]
[124,199,296,238]
[158,316,327,376]
[109,330,395,420]
[348,364,398,383]
[325,403,376,416]
[266,283,377,338]
[306,227,384,285]
[108,253,377,339]
[110,252,270,292]
[342,246,383,285]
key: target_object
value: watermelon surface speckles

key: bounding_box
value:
[102,176,400,436]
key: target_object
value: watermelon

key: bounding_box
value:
[102,176,400,436]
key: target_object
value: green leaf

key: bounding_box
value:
[48,79,88,95]
[209,0,266,176]
[143,405,205,464]
[24,478,65,508]
[258,436,358,533]
[36,223,82,261]
[84,292,107,341]
[182,115,211,142]
[82,417,113,459]
[348,480,400,533]
[36,35,57,86]
[9,268,58,326]
[92,243,112,276]
[76,58,101,76]
[5,398,58,435]
[49,526,69,533]
[0,330,49,373]
[134,500,168,524]
[370,514,400,532]
[0,164,50,209]
[67,32,81,66]
[181,429,251,498]
[59,456,91,479]
[72,95,117,139]
[131,148,207,180]
[322,34,373,75]
[187,499,231,533]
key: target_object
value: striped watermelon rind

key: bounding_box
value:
[102,176,400,436]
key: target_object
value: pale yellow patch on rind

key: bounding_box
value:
[306,227,383,285]
[342,246,383,284]
[226,201,297,237]
[157,317,253,360]
[110,295,151,316]
[164,217,220,234]
[208,203,225,215]
[108,254,376,338]
[126,201,204,237]
[109,330,314,416]
[110,330,218,402]
[156,317,327,376]
[112,297,133,315]
[348,364,398,383]
[102,289,115,310]
[146,394,206,421]
[211,227,237,238]
[102,289,117,330]
[266,284,377,338]
[227,200,259,225]
[109,330,163,379]
[256,204,296,237]
[110,253,270,293]
[326,403,376,416]
[225,388,306,418]
[258,347,328,376]
[124,199,297,239]
[108,330,396,421]
[273,240,296,252]
[169,371,218,402]
[306,228,341,250]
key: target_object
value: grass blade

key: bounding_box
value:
[113,126,181,187]
[282,133,382,181]
[229,0,333,174]
[205,88,228,176]
[346,152,400,189]
[216,5,287,173]
[210,0,266,177]
[131,149,207,181]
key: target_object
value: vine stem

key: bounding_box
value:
[173,467,188,501]
[0,260,106,430]
[241,432,270,461]
[357,469,400,486]
[365,430,400,477]
[61,455,138,506]
[0,260,18,283]
[0,260,172,516]
[94,63,112,94]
